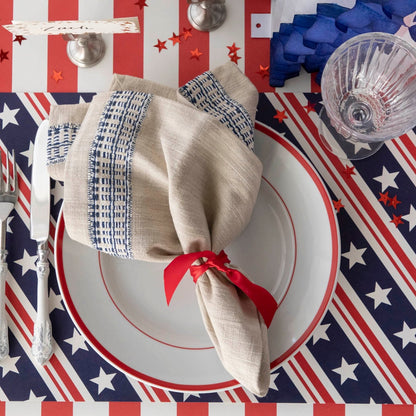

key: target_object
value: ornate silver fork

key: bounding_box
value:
[0,149,18,360]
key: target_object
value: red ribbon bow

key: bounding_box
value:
[164,250,278,327]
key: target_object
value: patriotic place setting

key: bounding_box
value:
[2,0,416,415]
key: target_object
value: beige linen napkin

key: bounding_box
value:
[48,63,275,396]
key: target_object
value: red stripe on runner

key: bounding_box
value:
[113,0,143,78]
[244,0,274,92]
[294,352,334,403]
[109,402,141,416]
[245,403,276,416]
[0,402,4,416]
[288,359,319,402]
[42,402,73,416]
[177,402,208,416]
[335,285,416,402]
[382,404,414,416]
[281,93,416,295]
[47,0,78,92]
[0,0,13,91]
[313,403,345,416]
[178,0,209,86]
[48,355,85,401]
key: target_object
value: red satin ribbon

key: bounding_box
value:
[164,250,278,327]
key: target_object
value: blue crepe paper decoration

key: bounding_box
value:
[269,1,412,87]
[304,15,343,44]
[335,1,389,31]
[383,0,416,19]
[284,26,317,61]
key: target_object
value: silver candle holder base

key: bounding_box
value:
[187,0,226,32]
[64,33,105,68]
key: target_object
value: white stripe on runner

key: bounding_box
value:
[345,404,382,416]
[73,402,109,416]
[209,402,244,416]
[6,402,41,416]
[77,0,114,92]
[143,0,179,88]
[140,402,176,416]
[209,0,244,71]
[277,403,313,416]
[12,0,48,92]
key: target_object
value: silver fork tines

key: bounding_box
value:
[0,149,18,360]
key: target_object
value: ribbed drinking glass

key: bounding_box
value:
[319,32,416,159]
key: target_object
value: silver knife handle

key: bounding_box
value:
[32,242,52,365]
[0,250,9,360]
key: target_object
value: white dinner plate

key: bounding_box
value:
[55,123,340,392]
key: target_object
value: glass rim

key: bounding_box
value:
[321,32,416,87]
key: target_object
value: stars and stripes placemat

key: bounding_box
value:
[1,89,416,409]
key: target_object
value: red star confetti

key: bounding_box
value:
[333,199,344,213]
[135,0,148,9]
[154,39,167,53]
[342,165,356,177]
[229,53,241,64]
[304,101,317,114]
[273,110,287,123]
[378,191,390,205]
[0,49,9,63]
[13,35,26,45]
[391,214,404,227]
[227,42,240,55]
[388,194,401,209]
[190,48,203,60]
[256,65,269,78]
[52,70,63,82]
[182,27,192,40]
[169,32,182,46]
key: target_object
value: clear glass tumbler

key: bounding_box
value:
[319,32,416,160]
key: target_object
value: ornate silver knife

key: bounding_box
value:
[30,120,53,365]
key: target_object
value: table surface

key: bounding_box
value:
[1,1,416,415]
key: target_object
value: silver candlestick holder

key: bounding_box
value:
[187,0,226,32]
[63,33,105,68]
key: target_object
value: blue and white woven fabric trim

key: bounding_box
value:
[47,123,80,166]
[178,71,254,150]
[88,90,152,258]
